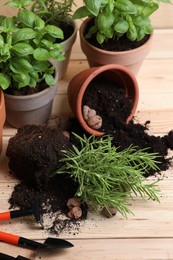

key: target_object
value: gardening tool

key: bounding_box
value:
[0,231,74,250]
[0,198,43,227]
[0,252,31,260]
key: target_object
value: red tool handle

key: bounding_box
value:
[0,231,20,245]
[0,212,11,221]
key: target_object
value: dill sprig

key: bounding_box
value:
[56,134,161,217]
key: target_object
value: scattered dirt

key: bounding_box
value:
[6,78,173,236]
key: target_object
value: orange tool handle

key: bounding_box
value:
[0,231,20,245]
[0,212,11,221]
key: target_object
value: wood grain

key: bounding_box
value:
[1,13,173,260]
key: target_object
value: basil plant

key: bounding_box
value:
[0,0,64,91]
[73,0,171,44]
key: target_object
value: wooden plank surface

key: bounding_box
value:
[1,23,173,260]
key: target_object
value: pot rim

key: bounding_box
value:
[61,18,78,46]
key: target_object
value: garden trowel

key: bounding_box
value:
[0,231,74,250]
[0,197,43,227]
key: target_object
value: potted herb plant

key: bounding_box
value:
[0,0,64,128]
[0,90,5,154]
[31,0,78,79]
[73,0,171,74]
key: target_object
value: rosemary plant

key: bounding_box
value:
[56,134,161,217]
[31,0,74,26]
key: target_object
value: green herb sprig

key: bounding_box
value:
[31,0,74,26]
[56,134,161,217]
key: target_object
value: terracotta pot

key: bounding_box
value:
[67,64,139,136]
[0,89,6,154]
[79,18,153,75]
[51,19,78,80]
[4,68,59,128]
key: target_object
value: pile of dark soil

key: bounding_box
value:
[6,125,71,189]
[6,78,173,235]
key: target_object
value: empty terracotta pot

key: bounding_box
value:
[0,89,6,154]
[67,64,139,136]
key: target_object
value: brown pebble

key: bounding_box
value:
[67,206,82,219]
[101,207,117,218]
[87,115,102,129]
[67,197,81,209]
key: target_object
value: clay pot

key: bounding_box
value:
[79,18,153,75]
[4,67,59,128]
[0,89,6,154]
[67,64,139,136]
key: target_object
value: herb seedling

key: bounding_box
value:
[31,0,74,26]
[0,0,64,91]
[73,0,171,44]
[56,134,161,217]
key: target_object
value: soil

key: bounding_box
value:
[85,19,150,52]
[5,79,49,96]
[82,77,133,131]
[57,21,74,43]
[6,79,173,235]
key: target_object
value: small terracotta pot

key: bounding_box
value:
[0,89,6,154]
[67,64,139,136]
[79,18,153,75]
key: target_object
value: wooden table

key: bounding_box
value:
[1,29,173,260]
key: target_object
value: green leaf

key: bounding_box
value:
[115,0,137,14]
[141,3,159,16]
[127,24,137,41]
[114,20,129,34]
[103,27,114,39]
[5,0,19,8]
[28,71,38,87]
[50,50,65,61]
[85,25,98,39]
[137,29,146,41]
[45,25,64,39]
[34,16,45,30]
[10,58,33,73]
[98,13,114,32]
[73,6,92,19]
[6,0,32,8]
[0,17,14,33]
[12,43,34,56]
[12,73,30,88]
[34,48,50,60]
[96,32,105,44]
[0,35,4,47]
[18,10,35,27]
[32,60,49,72]
[133,16,150,27]
[0,73,11,90]
[12,28,37,43]
[45,74,55,86]
[85,0,102,16]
